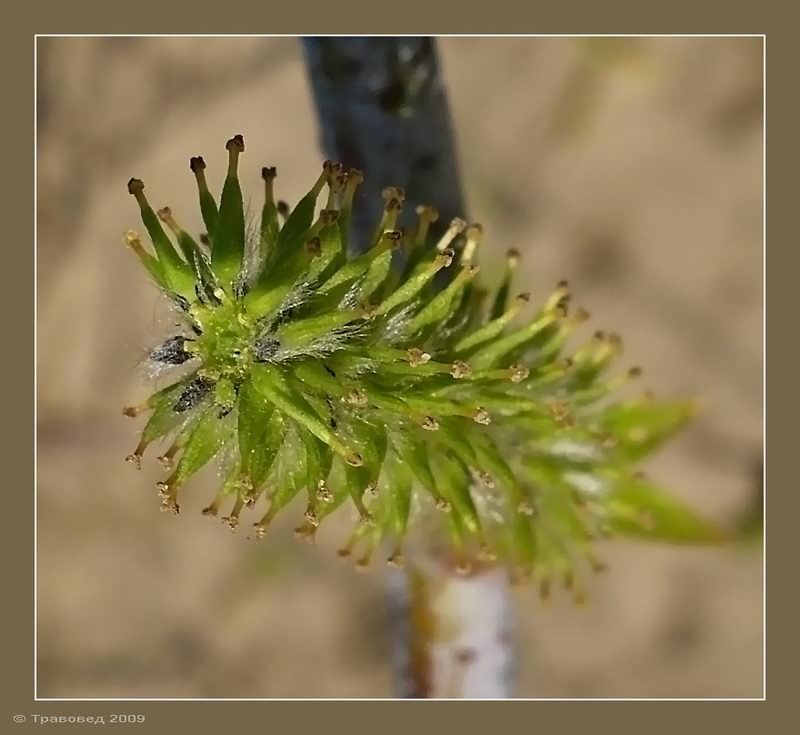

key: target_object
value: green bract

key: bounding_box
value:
[123,135,725,597]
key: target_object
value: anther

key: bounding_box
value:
[473,407,491,425]
[344,451,363,468]
[407,347,431,366]
[450,360,472,379]
[435,498,451,512]
[435,218,467,252]
[506,248,521,269]
[316,480,334,503]
[509,365,529,383]
[366,481,379,497]
[306,237,322,256]
[437,247,456,268]
[421,416,440,431]
[478,471,495,488]
[346,388,367,407]
[517,500,536,516]
[386,551,405,568]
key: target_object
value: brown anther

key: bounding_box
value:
[337,547,352,559]
[384,230,403,248]
[226,134,245,153]
[450,360,472,379]
[421,416,440,432]
[189,156,206,173]
[563,571,575,591]
[608,332,623,349]
[202,504,219,518]
[628,366,643,378]
[277,201,290,217]
[305,237,322,256]
[478,471,495,488]
[293,522,317,543]
[126,177,144,195]
[359,512,375,527]
[160,497,180,515]
[509,365,529,384]
[355,555,371,572]
[594,330,607,342]
[435,498,451,513]
[156,206,173,223]
[586,553,608,573]
[319,209,340,225]
[253,522,269,540]
[557,279,569,290]
[261,166,277,180]
[473,407,491,425]
[384,197,402,213]
[122,405,141,418]
[515,292,531,305]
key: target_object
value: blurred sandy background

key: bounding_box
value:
[36,36,763,698]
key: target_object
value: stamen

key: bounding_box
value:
[435,218,467,253]
[461,224,483,264]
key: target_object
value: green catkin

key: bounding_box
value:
[123,135,725,591]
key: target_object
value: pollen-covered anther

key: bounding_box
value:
[517,499,536,516]
[122,404,143,418]
[407,347,431,366]
[253,522,269,540]
[160,497,180,515]
[221,514,240,532]
[421,416,440,432]
[435,498,451,512]
[415,204,439,222]
[359,511,375,527]
[316,480,334,503]
[450,360,472,379]
[382,186,405,205]
[366,481,379,497]
[304,508,320,528]
[478,471,495,488]
[346,388,368,407]
[346,168,364,186]
[473,407,491,425]
[437,247,456,269]
[123,230,145,254]
[124,453,143,469]
[509,364,529,384]
[156,454,174,471]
